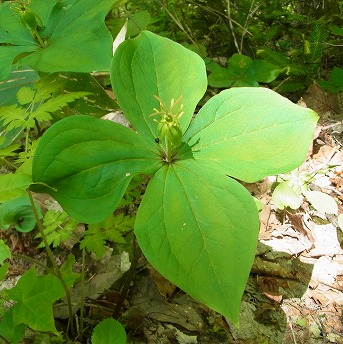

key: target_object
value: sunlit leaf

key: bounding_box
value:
[272,181,302,210]
[338,214,343,229]
[303,191,338,214]
[135,160,260,325]
[111,30,207,141]
[183,87,318,182]
[31,115,160,223]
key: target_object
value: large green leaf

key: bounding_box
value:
[7,267,65,334]
[182,87,318,182]
[31,115,160,223]
[0,0,115,80]
[135,160,260,325]
[111,31,207,141]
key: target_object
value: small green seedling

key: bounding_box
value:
[272,169,338,215]
[208,53,281,88]
[30,31,318,325]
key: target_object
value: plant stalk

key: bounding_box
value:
[112,239,140,319]
[0,157,17,171]
[165,137,173,163]
[13,254,57,277]
[27,190,75,337]
[77,247,86,342]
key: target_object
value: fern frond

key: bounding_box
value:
[80,213,134,257]
[0,143,20,158]
[308,23,328,63]
[287,63,308,76]
[15,139,39,165]
[37,210,78,248]
[276,81,305,93]
[80,235,106,257]
[30,92,91,124]
[0,105,27,131]
[257,48,289,67]
[33,75,67,103]
[16,86,36,105]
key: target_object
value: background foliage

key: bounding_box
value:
[108,0,343,95]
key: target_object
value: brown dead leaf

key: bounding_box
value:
[150,267,177,300]
[286,211,315,242]
[257,276,283,303]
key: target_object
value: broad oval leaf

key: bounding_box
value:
[135,160,260,325]
[111,31,207,141]
[272,181,302,210]
[91,318,126,344]
[183,87,318,182]
[31,115,160,223]
[303,191,338,214]
[0,196,42,232]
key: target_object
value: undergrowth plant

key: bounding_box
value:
[29,31,318,325]
[272,167,339,215]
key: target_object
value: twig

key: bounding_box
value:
[157,1,201,52]
[288,319,298,344]
[240,0,259,53]
[28,191,75,337]
[226,0,241,53]
[13,254,56,276]
[321,121,343,130]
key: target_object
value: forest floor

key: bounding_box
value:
[1,84,343,344]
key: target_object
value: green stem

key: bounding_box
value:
[0,334,10,344]
[165,137,173,163]
[27,191,75,337]
[32,28,45,48]
[13,254,57,277]
[112,239,140,319]
[77,247,86,342]
[0,157,17,171]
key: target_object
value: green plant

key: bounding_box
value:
[0,238,79,343]
[272,168,339,215]
[0,0,117,81]
[29,31,318,324]
[319,66,343,94]
[207,53,281,88]
[0,195,42,232]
